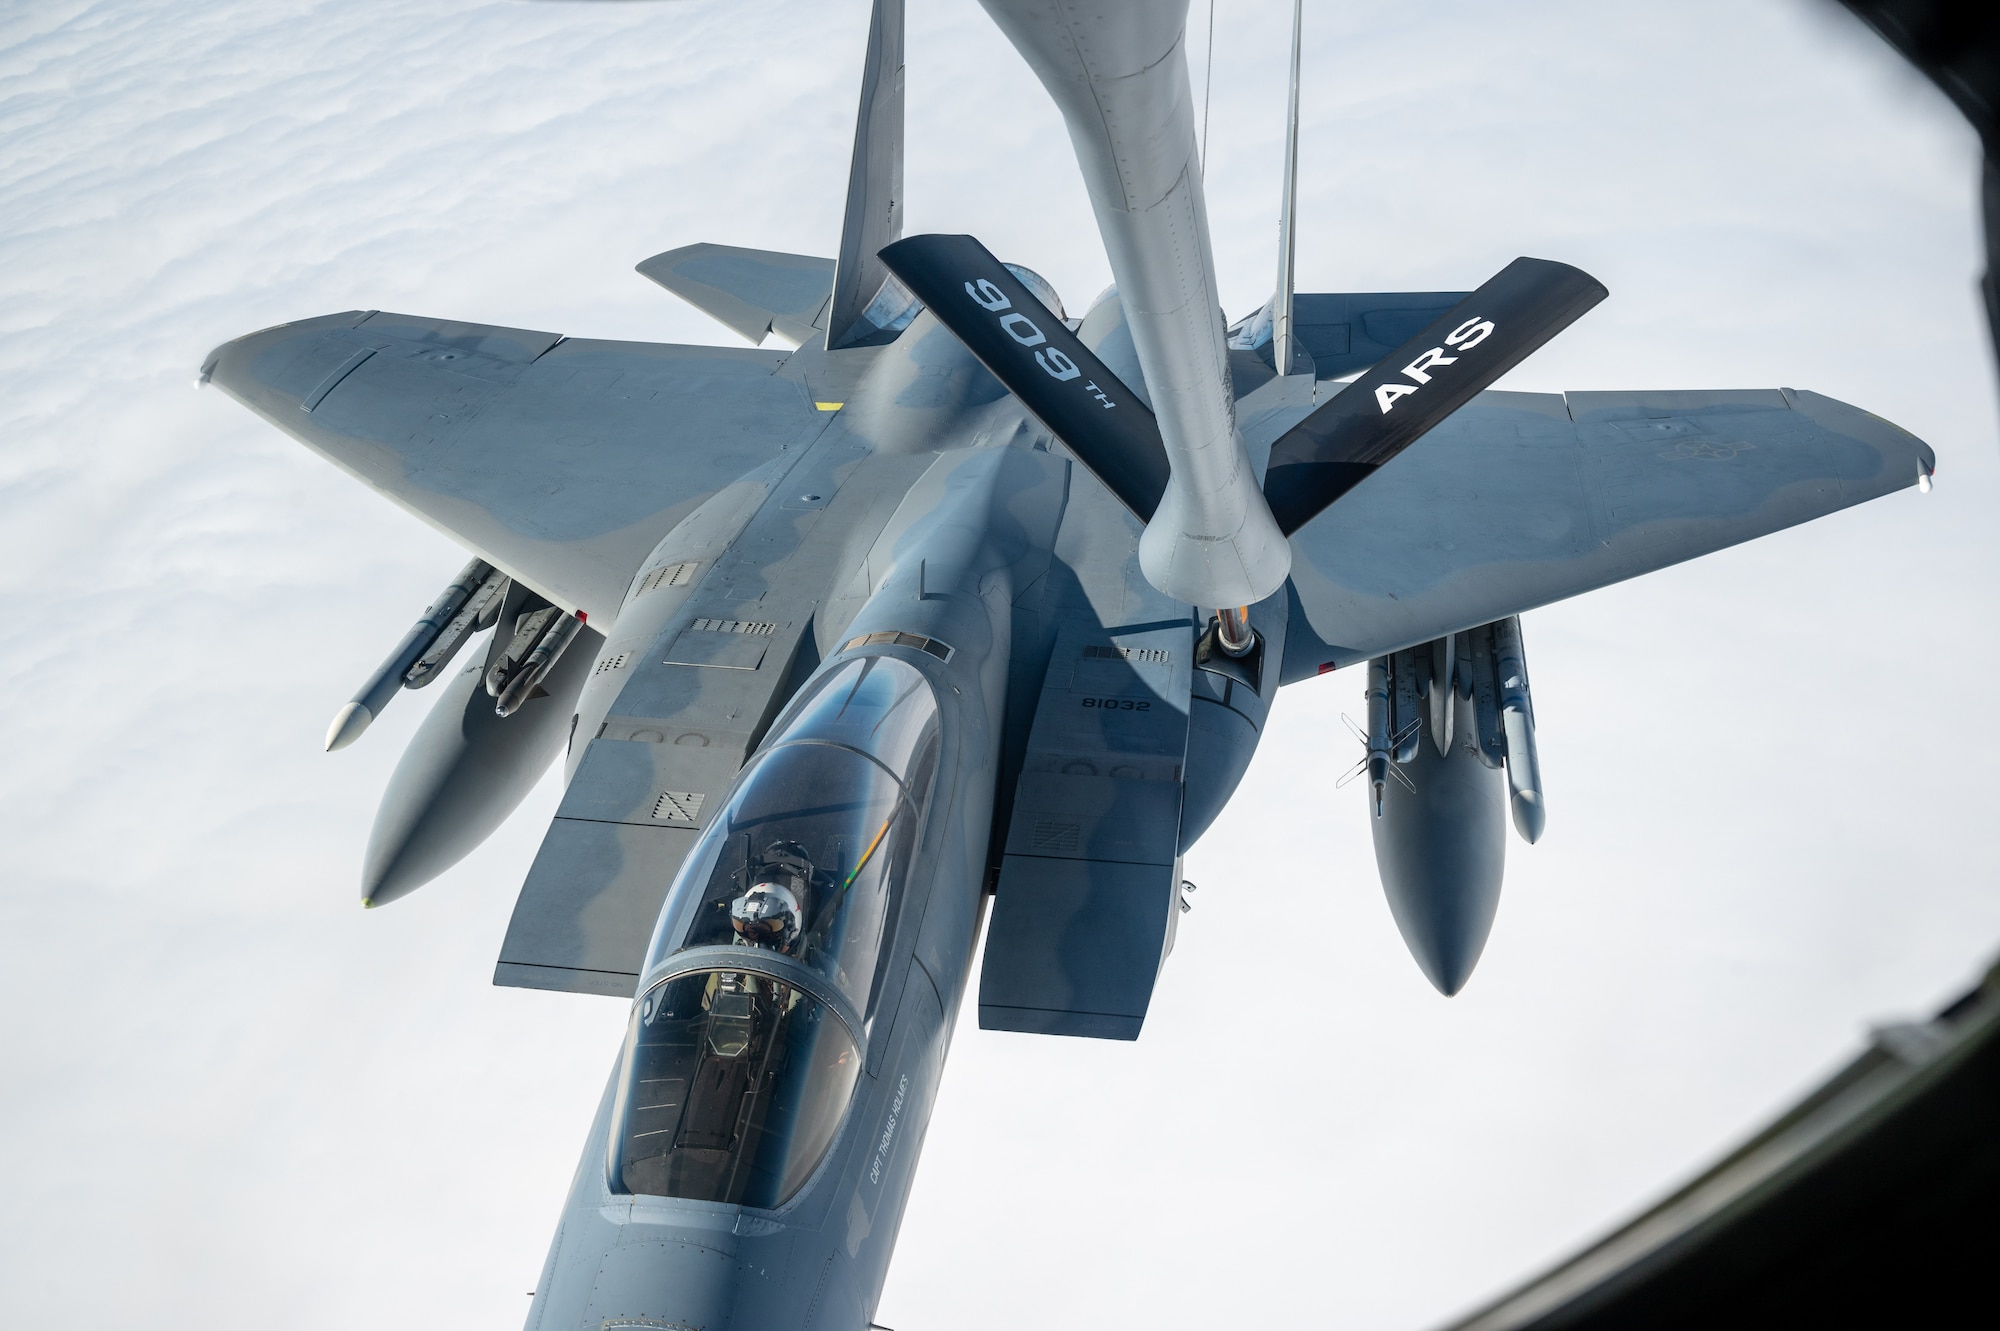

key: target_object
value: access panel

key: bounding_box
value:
[979,618,1192,1039]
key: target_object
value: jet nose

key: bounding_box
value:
[570,1232,740,1331]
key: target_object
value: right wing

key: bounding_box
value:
[1280,387,1934,682]
[204,310,830,619]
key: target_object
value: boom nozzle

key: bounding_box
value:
[1215,606,1255,658]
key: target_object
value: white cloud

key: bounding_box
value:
[0,1,1993,1328]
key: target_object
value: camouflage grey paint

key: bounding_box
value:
[196,0,1941,1323]
[204,277,1934,1328]
[519,443,1061,1331]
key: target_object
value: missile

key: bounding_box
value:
[324,557,495,752]
[404,565,508,688]
[1364,657,1393,815]
[1341,656,1419,815]
[482,593,587,719]
[485,603,559,698]
[360,621,601,907]
[1491,615,1545,844]
[1390,647,1422,763]
[495,609,586,717]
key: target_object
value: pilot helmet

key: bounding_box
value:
[730,879,803,951]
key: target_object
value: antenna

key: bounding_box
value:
[1272,0,1305,377]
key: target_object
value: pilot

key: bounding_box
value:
[729,877,804,953]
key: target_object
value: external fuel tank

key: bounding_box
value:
[1370,692,1507,995]
[360,623,601,907]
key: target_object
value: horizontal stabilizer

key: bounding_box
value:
[880,233,1170,521]
[1263,258,1608,534]
[636,243,834,347]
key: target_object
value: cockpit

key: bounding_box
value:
[608,655,942,1208]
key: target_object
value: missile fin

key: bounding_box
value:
[1467,626,1506,769]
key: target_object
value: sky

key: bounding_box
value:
[0,1,1994,1329]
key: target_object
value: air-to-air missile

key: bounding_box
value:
[322,557,508,751]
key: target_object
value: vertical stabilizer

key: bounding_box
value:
[826,0,908,349]
[1272,0,1307,377]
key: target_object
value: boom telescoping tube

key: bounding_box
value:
[325,557,494,752]
[1428,633,1456,757]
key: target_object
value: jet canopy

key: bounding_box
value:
[609,654,942,1207]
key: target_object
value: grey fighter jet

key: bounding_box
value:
[202,2,1935,1327]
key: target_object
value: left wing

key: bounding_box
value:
[1279,387,1934,682]
[204,310,830,618]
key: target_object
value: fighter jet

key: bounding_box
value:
[200,2,1935,1327]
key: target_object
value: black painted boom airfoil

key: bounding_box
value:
[880,233,1170,521]
[884,233,1606,541]
[1262,257,1607,534]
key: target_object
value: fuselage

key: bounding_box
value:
[525,300,1243,1330]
